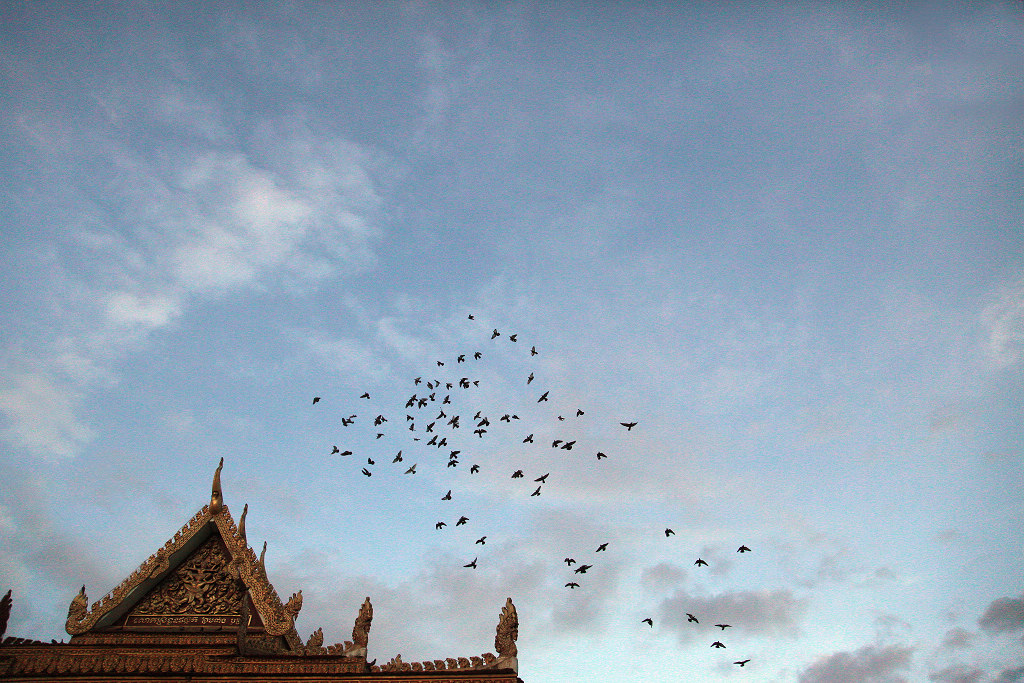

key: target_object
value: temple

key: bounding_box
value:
[0,459,523,682]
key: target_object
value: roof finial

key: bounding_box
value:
[210,457,224,514]
[238,503,248,544]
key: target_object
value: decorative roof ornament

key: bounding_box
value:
[491,597,519,671]
[1,588,12,640]
[65,586,88,635]
[210,457,224,514]
[238,503,248,545]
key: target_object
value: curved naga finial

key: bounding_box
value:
[65,585,89,635]
[352,596,373,648]
[238,503,248,545]
[490,597,519,672]
[210,457,224,514]
[1,589,12,640]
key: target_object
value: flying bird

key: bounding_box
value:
[576,409,585,416]
[468,314,474,320]
[512,470,524,478]
[564,558,576,566]
[734,660,750,667]
[535,473,549,483]
[552,439,562,448]
[737,545,751,553]
[435,522,446,530]
[527,372,534,384]
[620,421,637,430]
[339,450,352,456]
[331,445,339,454]
[642,618,653,627]
[523,434,534,443]
[392,451,403,462]
[596,543,608,552]
[475,536,487,545]
[404,464,417,474]
[711,641,726,649]
[312,396,320,404]
[574,564,593,574]
[464,557,477,569]
[715,624,731,630]
[508,334,517,342]
[686,613,699,623]
[694,558,708,567]
[560,440,575,450]
[360,392,370,399]
[470,464,480,473]
[442,490,452,500]
[531,486,541,496]
[456,516,469,526]
[474,352,482,359]
[531,346,537,356]
[538,391,549,402]
[361,468,371,477]
[565,582,579,589]
[665,528,675,536]
[491,329,500,339]
[597,452,607,460]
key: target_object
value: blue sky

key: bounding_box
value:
[1,2,1023,681]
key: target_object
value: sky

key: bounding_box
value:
[1,2,1023,681]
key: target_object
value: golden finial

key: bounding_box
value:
[259,541,267,573]
[210,457,224,514]
[238,503,248,544]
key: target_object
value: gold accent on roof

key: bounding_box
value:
[210,457,224,515]
[238,503,248,544]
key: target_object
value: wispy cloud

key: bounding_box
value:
[797,643,915,683]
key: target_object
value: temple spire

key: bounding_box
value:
[210,457,224,514]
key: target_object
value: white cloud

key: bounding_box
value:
[981,280,1024,369]
[0,373,94,459]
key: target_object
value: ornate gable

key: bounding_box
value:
[63,459,302,649]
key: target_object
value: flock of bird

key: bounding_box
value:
[311,315,756,670]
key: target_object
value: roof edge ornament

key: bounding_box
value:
[238,503,248,545]
[210,457,224,515]
[65,586,89,635]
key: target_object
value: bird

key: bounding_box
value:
[620,421,637,430]
[331,445,340,454]
[535,473,549,483]
[537,391,549,402]
[457,354,465,363]
[694,558,708,567]
[435,522,446,530]
[361,468,371,477]
[339,450,352,456]
[468,314,474,320]
[531,486,541,496]
[560,440,575,450]
[360,392,370,399]
[512,470,524,478]
[508,334,517,342]
[597,452,607,460]
[456,516,468,526]
[711,641,726,649]
[475,536,487,545]
[576,409,585,416]
[474,352,482,359]
[565,582,579,589]
[491,329,500,339]
[442,490,452,500]
[470,464,480,473]
[531,346,538,356]
[404,464,417,474]
[715,624,731,630]
[737,545,751,553]
[734,660,750,667]
[523,434,534,443]
[596,543,608,552]
[367,458,375,465]
[574,564,592,574]
[686,613,699,623]
[665,528,675,536]
[642,618,653,627]
[312,396,320,404]
[464,557,477,569]
[564,558,576,566]
[527,372,534,384]
[552,439,563,448]
[393,451,403,462]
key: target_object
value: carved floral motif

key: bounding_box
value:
[132,540,243,618]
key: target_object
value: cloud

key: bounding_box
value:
[993,667,1024,683]
[978,593,1024,634]
[658,586,807,641]
[981,280,1024,369]
[798,643,915,683]
[0,372,95,459]
[940,627,975,650]
[928,664,984,683]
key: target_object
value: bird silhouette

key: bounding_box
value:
[456,516,468,526]
[576,409,585,416]
[574,564,593,574]
[737,545,751,553]
[367,458,375,465]
[565,582,579,589]
[665,528,675,536]
[393,451,403,462]
[442,490,452,500]
[339,450,352,456]
[360,392,370,399]
[470,464,480,473]
[531,346,538,356]
[535,473,550,483]
[464,557,477,568]
[620,421,637,430]
[474,352,482,359]
[564,558,576,565]
[527,372,534,384]
[361,468,371,477]
[715,624,731,630]
[512,470,524,478]
[331,445,340,454]
[642,618,653,627]
[475,536,487,545]
[596,543,608,552]
[686,613,699,623]
[491,329,500,339]
[552,439,562,447]
[694,558,708,567]
[468,314,474,320]
[313,396,320,404]
[509,334,517,342]
[537,391,549,402]
[435,522,446,530]
[734,660,750,667]
[711,641,726,649]
[597,452,607,460]
[404,464,417,474]
[560,440,575,450]
[531,486,541,496]
[523,434,534,443]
